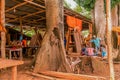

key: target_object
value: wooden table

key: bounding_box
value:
[6,48,23,60]
[0,58,24,80]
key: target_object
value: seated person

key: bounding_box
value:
[100,44,107,58]
[86,44,94,56]
[81,44,87,55]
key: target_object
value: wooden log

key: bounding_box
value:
[26,72,66,80]
[73,30,81,53]
[39,71,106,80]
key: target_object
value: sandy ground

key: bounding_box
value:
[0,58,120,80]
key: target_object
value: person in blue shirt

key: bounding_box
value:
[90,35,101,55]
[100,44,107,58]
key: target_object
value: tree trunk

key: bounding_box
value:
[0,0,6,58]
[116,3,120,60]
[118,3,120,25]
[94,0,106,39]
[34,0,72,73]
[111,5,118,49]
[106,0,115,79]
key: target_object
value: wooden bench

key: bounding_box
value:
[39,71,106,80]
[0,58,24,80]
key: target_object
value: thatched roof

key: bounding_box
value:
[5,0,92,28]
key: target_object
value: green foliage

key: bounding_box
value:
[73,5,91,18]
[64,0,72,9]
[74,5,82,13]
[74,0,120,11]
[111,0,120,8]
[74,0,96,11]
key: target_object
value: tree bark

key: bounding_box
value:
[0,0,6,58]
[118,3,120,25]
[111,5,118,49]
[94,0,106,39]
[106,0,115,80]
[34,0,72,73]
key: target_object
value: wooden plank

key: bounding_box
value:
[24,0,45,9]
[73,30,81,53]
[0,59,24,69]
[26,72,66,80]
[12,66,17,80]
[39,71,106,80]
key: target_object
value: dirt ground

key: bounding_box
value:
[0,58,120,80]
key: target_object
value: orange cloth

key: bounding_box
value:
[22,39,27,47]
[0,24,6,32]
[67,16,82,31]
[67,16,76,28]
[112,27,120,32]
[76,18,82,31]
[118,34,120,45]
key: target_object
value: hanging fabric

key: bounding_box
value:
[66,15,82,30]
[76,18,82,31]
[66,16,76,28]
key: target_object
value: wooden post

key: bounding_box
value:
[106,0,115,80]
[20,17,22,34]
[20,17,23,36]
[12,66,17,80]
[0,0,6,58]
[89,23,92,38]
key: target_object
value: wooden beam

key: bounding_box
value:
[6,7,40,18]
[5,0,33,13]
[6,13,17,18]
[19,17,23,34]
[36,17,46,21]
[36,0,44,4]
[26,72,65,80]
[12,0,43,11]
[106,0,115,80]
[39,71,106,80]
[6,10,45,23]
[24,0,45,9]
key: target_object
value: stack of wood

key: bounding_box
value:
[26,71,106,80]
[66,28,82,54]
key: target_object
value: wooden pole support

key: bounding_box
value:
[12,66,17,80]
[106,0,115,80]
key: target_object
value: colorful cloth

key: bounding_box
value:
[101,47,107,57]
[86,48,94,56]
[66,16,82,31]
[90,38,100,48]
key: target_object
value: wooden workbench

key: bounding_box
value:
[6,48,23,60]
[0,58,24,80]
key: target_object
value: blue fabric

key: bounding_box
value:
[19,35,23,41]
[101,47,107,57]
[64,38,66,47]
[102,51,107,57]
[81,48,86,55]
[90,38,100,48]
